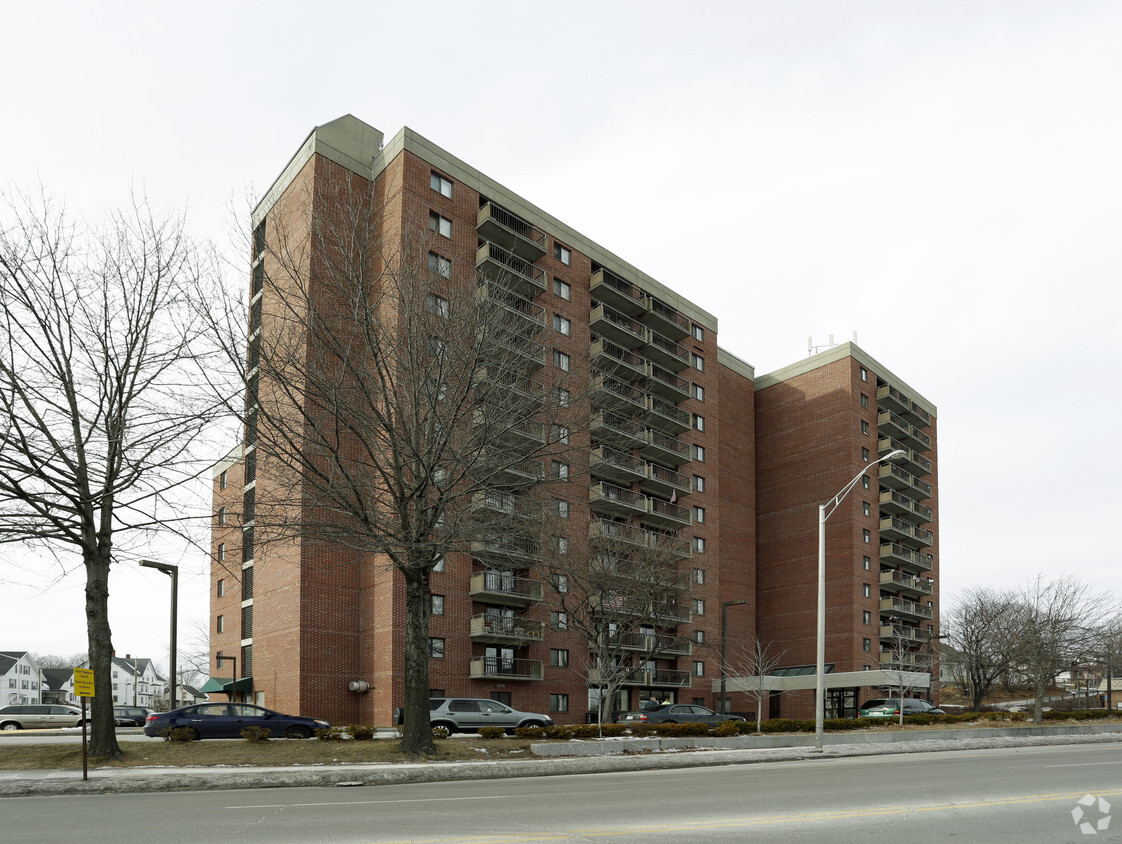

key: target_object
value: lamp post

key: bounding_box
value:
[720,600,749,715]
[815,449,905,751]
[216,654,238,704]
[140,560,178,710]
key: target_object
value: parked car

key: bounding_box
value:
[143,703,329,740]
[113,706,152,727]
[421,698,552,737]
[617,704,746,727]
[859,698,945,718]
[0,704,89,730]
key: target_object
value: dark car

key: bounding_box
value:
[859,698,945,718]
[114,706,151,727]
[617,704,746,727]
[143,703,329,740]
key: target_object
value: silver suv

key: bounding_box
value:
[0,704,88,730]
[425,698,552,736]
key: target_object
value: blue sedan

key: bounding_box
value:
[143,703,329,740]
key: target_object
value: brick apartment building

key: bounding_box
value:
[209,115,938,726]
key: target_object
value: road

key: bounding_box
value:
[3,743,1120,842]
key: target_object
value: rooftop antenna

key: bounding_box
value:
[808,332,858,356]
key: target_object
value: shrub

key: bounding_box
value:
[711,722,740,737]
[760,718,814,733]
[629,723,655,738]
[733,720,757,735]
[164,726,197,743]
[513,726,545,740]
[598,723,628,738]
[653,721,711,737]
[348,725,375,741]
[315,727,345,741]
[479,727,505,740]
[240,726,272,743]
[824,717,878,731]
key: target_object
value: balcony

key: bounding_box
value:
[590,268,646,316]
[611,631,693,656]
[642,497,692,529]
[588,519,691,558]
[480,451,545,487]
[876,384,911,417]
[879,624,927,644]
[592,555,692,591]
[476,368,545,408]
[640,428,691,465]
[589,481,649,518]
[878,437,932,477]
[906,401,931,428]
[476,202,547,261]
[469,614,546,645]
[878,490,933,524]
[590,374,646,412]
[878,464,932,501]
[469,656,543,681]
[642,297,691,340]
[468,570,544,606]
[644,395,691,435]
[476,242,547,298]
[904,424,931,452]
[640,462,691,499]
[880,596,933,620]
[646,529,692,559]
[879,650,931,670]
[470,535,542,565]
[644,330,691,372]
[590,411,645,448]
[590,338,649,383]
[590,444,647,485]
[496,332,546,370]
[470,490,538,522]
[879,570,935,598]
[879,517,933,548]
[647,366,691,402]
[475,283,545,336]
[590,304,649,349]
[880,543,934,573]
[877,410,912,441]
[636,668,692,688]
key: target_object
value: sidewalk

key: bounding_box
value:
[4,725,1121,798]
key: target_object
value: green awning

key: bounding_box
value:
[199,677,253,693]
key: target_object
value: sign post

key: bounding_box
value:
[73,668,95,782]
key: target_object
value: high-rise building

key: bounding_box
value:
[208,115,938,726]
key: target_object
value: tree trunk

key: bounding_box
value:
[84,549,121,759]
[756,698,762,733]
[1032,680,1045,724]
[398,567,436,755]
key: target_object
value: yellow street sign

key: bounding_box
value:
[73,667,95,697]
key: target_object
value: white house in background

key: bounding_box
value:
[77,655,167,707]
[0,652,41,705]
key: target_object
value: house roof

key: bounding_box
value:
[40,668,74,690]
[0,652,28,675]
[111,656,165,681]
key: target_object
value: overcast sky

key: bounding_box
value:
[2,1,1120,668]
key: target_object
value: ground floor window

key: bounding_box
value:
[550,694,569,713]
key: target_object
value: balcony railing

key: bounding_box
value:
[877,384,912,416]
[644,395,691,435]
[475,283,545,335]
[590,481,649,517]
[589,519,691,558]
[880,596,933,620]
[643,497,692,528]
[879,569,935,597]
[497,332,546,370]
[879,517,934,548]
[642,297,691,340]
[644,330,691,371]
[591,374,646,411]
[590,304,649,348]
[590,444,647,484]
[476,242,547,298]
[878,489,933,524]
[609,631,693,656]
[878,437,932,477]
[647,366,691,402]
[641,428,691,465]
[480,451,545,487]
[470,535,542,564]
[591,411,645,447]
[468,571,544,605]
[469,614,546,643]
[591,339,649,383]
[879,624,927,644]
[590,268,646,315]
[469,656,543,681]
[476,202,547,261]
[641,462,691,498]
[878,464,932,501]
[880,543,934,573]
[879,650,931,670]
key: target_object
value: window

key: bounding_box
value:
[430,171,453,198]
[553,536,569,555]
[554,350,571,371]
[863,529,871,543]
[551,611,568,630]
[692,384,705,401]
[694,599,705,615]
[691,569,705,587]
[861,420,870,435]
[219,470,227,490]
[553,314,571,336]
[863,556,871,570]
[426,294,449,318]
[550,649,569,668]
[217,543,225,562]
[863,583,871,598]
[863,501,871,516]
[863,638,871,652]
[693,354,704,371]
[554,244,571,265]
[860,366,868,382]
[693,661,705,677]
[693,444,705,462]
[553,499,570,518]
[554,387,571,407]
[216,615,224,633]
[862,475,871,489]
[427,335,448,360]
[433,467,447,485]
[217,579,225,597]
[554,278,571,300]
[550,693,569,713]
[428,252,451,278]
[863,610,871,624]
[551,460,570,479]
[693,506,705,524]
[217,506,226,526]
[433,554,445,572]
[860,393,869,408]
[693,414,705,432]
[693,475,705,493]
[862,447,870,462]
[430,638,445,658]
[552,424,570,445]
[428,211,452,238]
[694,630,705,644]
[692,324,704,342]
[553,574,569,593]
[431,595,444,616]
[693,536,705,553]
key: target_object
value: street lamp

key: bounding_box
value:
[140,559,179,710]
[815,449,905,750]
[216,653,238,704]
[720,600,749,715]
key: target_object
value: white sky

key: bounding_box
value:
[2,1,1120,665]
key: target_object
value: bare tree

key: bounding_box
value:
[238,177,580,755]
[0,189,227,757]
[878,643,933,725]
[725,636,786,732]
[30,653,87,670]
[1011,575,1112,723]
[943,586,1021,710]
[545,525,694,733]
